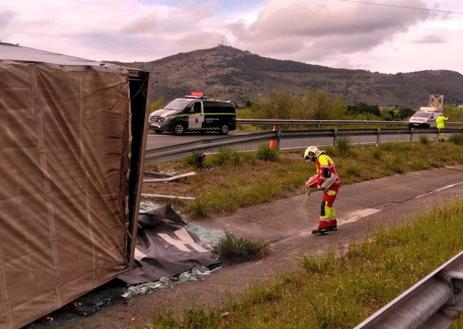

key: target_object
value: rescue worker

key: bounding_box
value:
[436,113,448,142]
[304,146,341,235]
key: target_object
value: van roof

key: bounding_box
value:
[178,97,233,105]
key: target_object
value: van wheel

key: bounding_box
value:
[220,124,229,135]
[173,124,186,135]
[154,129,162,134]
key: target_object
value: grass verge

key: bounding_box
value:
[149,200,463,329]
[145,141,463,219]
[215,233,267,263]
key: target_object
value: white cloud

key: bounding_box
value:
[229,0,430,60]
[0,0,226,60]
[0,0,462,73]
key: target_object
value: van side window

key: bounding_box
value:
[193,102,202,113]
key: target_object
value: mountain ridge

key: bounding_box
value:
[115,45,463,107]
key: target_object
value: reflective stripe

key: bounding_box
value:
[326,190,337,196]
[320,204,336,221]
[188,127,220,131]
[174,113,235,117]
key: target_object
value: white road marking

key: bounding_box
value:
[340,208,381,226]
[415,181,463,199]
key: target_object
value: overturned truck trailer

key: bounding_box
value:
[0,43,149,328]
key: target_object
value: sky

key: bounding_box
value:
[0,0,462,73]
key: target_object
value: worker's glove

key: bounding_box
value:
[306,186,320,198]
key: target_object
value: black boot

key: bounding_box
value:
[312,228,328,236]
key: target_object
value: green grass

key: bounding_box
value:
[256,144,279,161]
[450,133,463,146]
[335,137,351,156]
[419,135,429,145]
[146,141,463,219]
[148,201,463,329]
[215,233,267,263]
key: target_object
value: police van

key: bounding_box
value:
[149,93,236,135]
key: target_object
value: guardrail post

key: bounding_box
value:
[410,128,414,142]
[333,128,338,146]
[276,127,281,150]
[376,128,381,146]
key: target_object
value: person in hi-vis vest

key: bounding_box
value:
[304,146,341,236]
[436,114,448,142]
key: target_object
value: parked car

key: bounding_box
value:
[149,95,236,135]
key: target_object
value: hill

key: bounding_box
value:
[116,45,463,107]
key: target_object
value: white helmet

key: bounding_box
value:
[304,146,324,161]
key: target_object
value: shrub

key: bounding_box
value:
[386,159,406,174]
[344,164,361,177]
[372,148,383,160]
[188,199,209,218]
[148,96,166,113]
[410,159,427,170]
[301,251,337,274]
[257,144,279,161]
[249,90,345,120]
[450,134,463,146]
[419,135,429,145]
[215,233,267,263]
[209,147,242,167]
[346,103,380,117]
[336,137,351,156]
[185,152,206,169]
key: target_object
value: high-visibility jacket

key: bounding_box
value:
[436,115,448,129]
[315,154,341,185]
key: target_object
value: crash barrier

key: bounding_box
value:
[145,131,276,161]
[145,127,463,162]
[355,250,463,329]
[236,118,463,127]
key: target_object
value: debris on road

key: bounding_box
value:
[121,266,222,300]
[118,203,222,284]
[143,171,196,183]
[141,193,196,201]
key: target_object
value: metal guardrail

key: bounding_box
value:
[236,118,463,126]
[145,131,275,161]
[355,250,463,329]
[145,127,463,162]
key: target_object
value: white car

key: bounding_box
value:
[408,107,441,128]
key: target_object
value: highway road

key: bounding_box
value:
[146,129,439,153]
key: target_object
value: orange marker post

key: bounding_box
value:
[269,125,278,150]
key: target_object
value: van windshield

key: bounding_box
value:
[412,112,431,118]
[163,99,192,112]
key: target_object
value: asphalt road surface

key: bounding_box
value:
[146,129,441,154]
